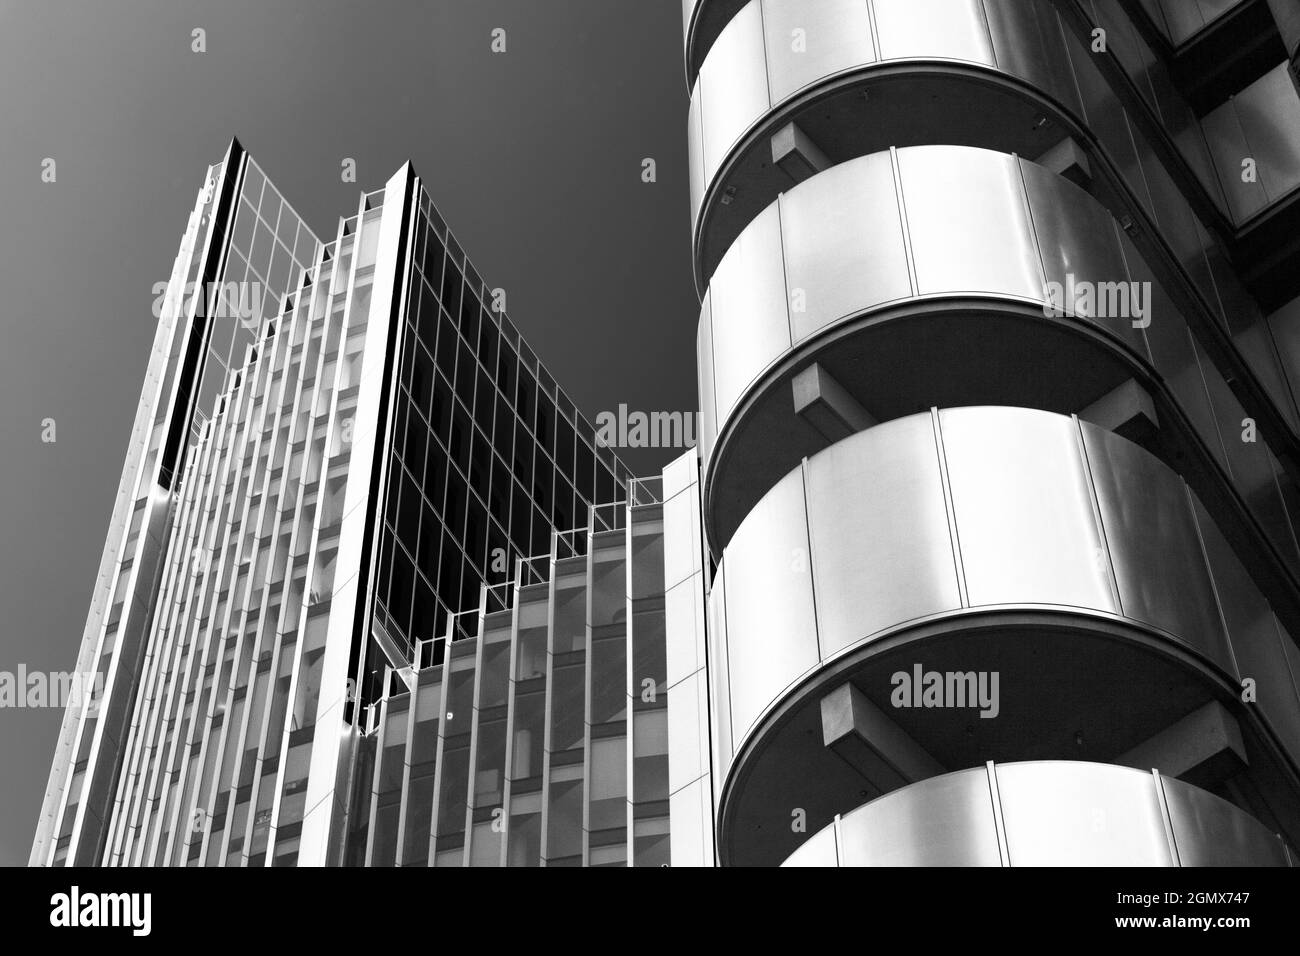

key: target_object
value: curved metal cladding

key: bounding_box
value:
[697,144,1300,575]
[687,0,1213,278]
[685,0,1300,872]
[782,762,1295,867]
[708,407,1300,865]
[685,0,1300,459]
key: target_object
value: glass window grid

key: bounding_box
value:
[373,203,630,662]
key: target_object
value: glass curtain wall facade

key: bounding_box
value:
[30,141,645,867]
[683,0,1300,865]
[346,481,678,868]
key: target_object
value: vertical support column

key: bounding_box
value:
[662,448,714,866]
[297,163,416,866]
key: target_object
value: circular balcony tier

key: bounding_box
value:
[781,761,1294,866]
[687,0,1182,286]
[709,407,1300,866]
[696,144,1227,556]
[682,0,747,87]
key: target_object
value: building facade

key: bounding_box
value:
[28,141,682,867]
[685,0,1300,865]
[32,0,1300,868]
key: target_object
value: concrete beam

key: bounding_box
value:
[771,121,830,185]
[821,682,944,797]
[1079,378,1160,445]
[1116,699,1248,790]
[792,363,876,442]
[1034,136,1092,189]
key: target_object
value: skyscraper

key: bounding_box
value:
[685,0,1300,865]
[28,140,663,867]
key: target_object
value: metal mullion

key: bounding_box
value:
[167,319,293,866]
[116,439,216,860]
[256,260,340,860]
[362,691,390,867]
[251,218,362,863]
[121,431,223,864]
[204,338,296,867]
[208,312,300,866]
[460,593,490,866]
[128,457,215,865]
[623,508,635,866]
[581,528,595,867]
[141,365,259,865]
[159,413,249,867]
[392,660,421,867]
[246,290,321,863]
[176,384,268,867]
[106,452,206,861]
[187,355,275,866]
[150,346,276,864]
[117,420,223,862]
[538,547,559,865]
[498,576,524,867]
[425,615,456,864]
[109,446,213,863]
[264,261,339,862]
[173,342,298,866]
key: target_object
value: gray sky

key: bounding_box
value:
[0,0,695,866]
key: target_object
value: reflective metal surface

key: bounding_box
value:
[836,763,1002,867]
[804,416,960,660]
[700,145,1153,551]
[698,144,1300,581]
[719,468,819,739]
[784,761,1291,866]
[711,406,1300,779]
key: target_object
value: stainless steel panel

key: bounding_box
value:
[837,766,1002,866]
[1201,97,1269,223]
[804,415,962,659]
[795,760,1285,866]
[1156,0,1208,44]
[1162,774,1289,866]
[687,89,708,224]
[1067,40,1151,217]
[1233,64,1300,206]
[663,478,702,594]
[697,1,770,187]
[939,407,1117,611]
[1019,157,1139,349]
[667,775,714,867]
[1081,422,1227,655]
[720,467,820,739]
[1267,294,1300,418]
[761,0,877,104]
[872,0,995,64]
[897,146,1044,299]
[1278,626,1300,769]
[1192,495,1271,682]
[982,0,1081,115]
[709,202,794,425]
[781,824,839,866]
[708,565,735,782]
[781,153,912,342]
[664,578,701,690]
[996,761,1175,865]
[696,290,717,471]
[1245,611,1300,765]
